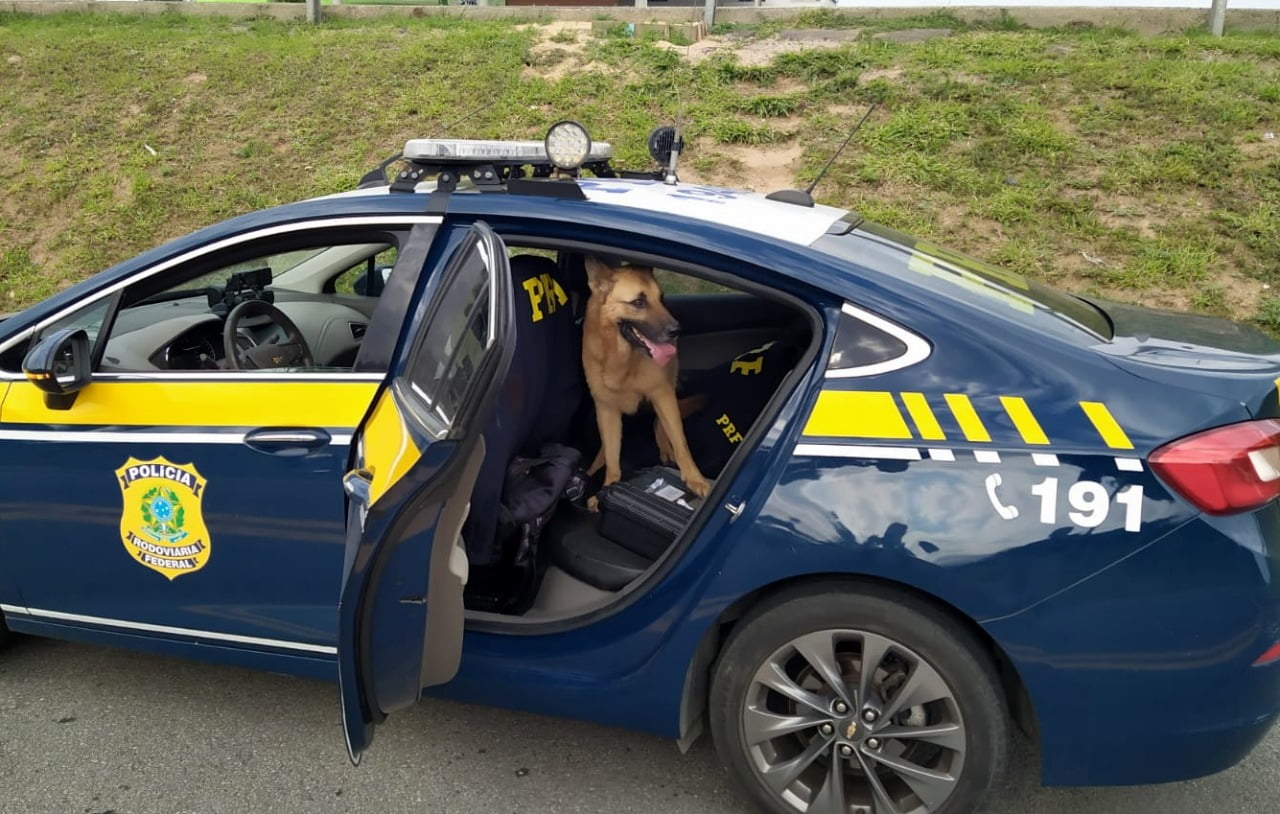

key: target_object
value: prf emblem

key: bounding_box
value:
[115,457,211,580]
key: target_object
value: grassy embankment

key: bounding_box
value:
[0,10,1277,327]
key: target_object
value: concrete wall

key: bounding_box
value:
[2,1,1279,35]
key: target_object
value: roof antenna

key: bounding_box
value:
[433,99,498,139]
[357,99,497,188]
[766,101,879,208]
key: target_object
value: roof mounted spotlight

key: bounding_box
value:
[544,120,593,174]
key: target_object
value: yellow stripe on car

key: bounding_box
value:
[1000,396,1050,445]
[943,394,992,443]
[1080,401,1134,450]
[802,388,1134,452]
[0,380,378,427]
[361,389,423,505]
[803,390,913,440]
[899,392,946,441]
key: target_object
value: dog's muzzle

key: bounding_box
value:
[620,320,680,367]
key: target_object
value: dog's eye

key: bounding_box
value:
[630,298,647,309]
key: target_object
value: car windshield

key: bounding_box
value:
[814,218,1114,341]
[144,248,329,304]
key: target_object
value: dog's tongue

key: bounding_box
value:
[643,337,678,367]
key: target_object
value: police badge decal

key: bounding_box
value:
[115,456,212,580]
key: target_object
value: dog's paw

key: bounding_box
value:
[685,475,711,499]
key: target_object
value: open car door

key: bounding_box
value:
[337,221,513,763]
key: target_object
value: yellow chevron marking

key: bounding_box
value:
[1000,396,1050,445]
[944,393,991,443]
[803,390,913,440]
[1080,401,1134,450]
[900,392,946,441]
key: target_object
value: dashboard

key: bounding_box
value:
[154,321,225,370]
[100,292,373,372]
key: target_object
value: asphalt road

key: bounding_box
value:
[0,635,1276,814]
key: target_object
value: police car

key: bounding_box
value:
[1,121,1278,814]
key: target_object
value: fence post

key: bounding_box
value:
[1208,0,1228,36]
[704,0,715,31]
[307,0,322,25]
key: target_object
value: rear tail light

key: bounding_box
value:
[1149,419,1280,515]
[1255,641,1280,667]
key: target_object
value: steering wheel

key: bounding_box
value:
[222,300,315,370]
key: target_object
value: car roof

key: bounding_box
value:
[317,177,849,248]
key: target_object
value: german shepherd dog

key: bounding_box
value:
[582,256,711,501]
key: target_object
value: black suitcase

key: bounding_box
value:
[597,467,705,560]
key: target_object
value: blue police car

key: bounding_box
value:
[1,122,1279,814]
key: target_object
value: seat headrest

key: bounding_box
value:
[509,253,561,283]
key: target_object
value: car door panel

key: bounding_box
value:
[0,222,449,652]
[0,379,21,611]
[0,377,379,646]
[356,415,481,709]
[338,220,515,762]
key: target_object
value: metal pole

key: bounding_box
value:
[1208,0,1228,36]
[306,0,322,25]
[703,0,715,31]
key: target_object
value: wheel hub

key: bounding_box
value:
[742,628,968,814]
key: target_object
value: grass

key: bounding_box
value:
[0,11,1278,331]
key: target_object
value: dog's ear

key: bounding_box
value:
[583,255,616,295]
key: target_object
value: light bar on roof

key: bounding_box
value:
[403,138,613,164]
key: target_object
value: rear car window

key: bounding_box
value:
[814,220,1113,341]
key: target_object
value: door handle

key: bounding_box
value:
[725,499,747,523]
[243,427,333,456]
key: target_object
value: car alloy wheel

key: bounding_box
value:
[710,585,1008,814]
[745,629,965,814]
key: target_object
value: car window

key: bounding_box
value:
[66,229,408,375]
[154,248,329,301]
[814,221,1113,342]
[331,247,399,297]
[0,296,118,375]
[508,246,556,263]
[655,269,737,296]
[37,297,114,351]
[404,239,492,434]
[825,304,931,377]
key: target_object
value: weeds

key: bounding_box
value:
[704,119,785,145]
[0,11,1277,326]
[1256,298,1280,333]
[736,94,802,117]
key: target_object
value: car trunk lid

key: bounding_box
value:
[1090,298,1280,418]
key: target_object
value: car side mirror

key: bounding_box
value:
[23,327,92,410]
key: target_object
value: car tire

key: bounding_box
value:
[709,583,1009,814]
[0,614,10,648]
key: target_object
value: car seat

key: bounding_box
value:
[464,254,584,594]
